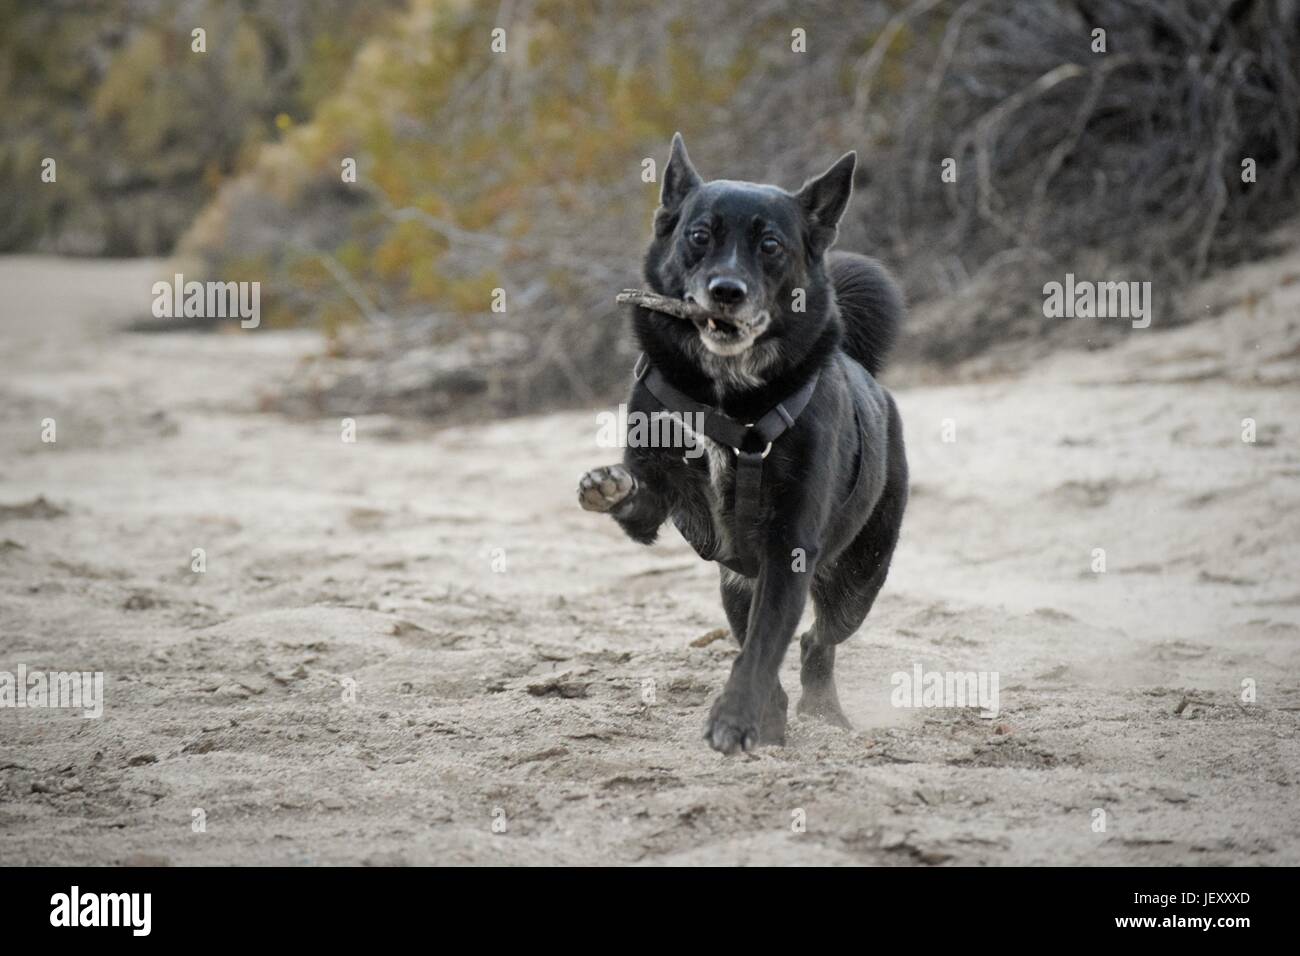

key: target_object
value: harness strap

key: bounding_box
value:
[731,451,766,575]
[634,352,820,577]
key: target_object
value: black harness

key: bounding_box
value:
[633,352,821,577]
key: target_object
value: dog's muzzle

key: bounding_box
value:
[693,305,770,356]
[686,288,770,356]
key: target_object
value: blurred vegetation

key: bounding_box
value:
[0,0,403,254]
[7,0,1299,418]
[181,0,907,416]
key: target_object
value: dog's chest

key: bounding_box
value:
[701,437,732,504]
[695,436,735,552]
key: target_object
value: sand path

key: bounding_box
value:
[1,255,1298,865]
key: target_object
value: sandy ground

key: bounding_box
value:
[1,254,1299,866]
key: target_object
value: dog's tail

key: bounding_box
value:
[828,251,904,377]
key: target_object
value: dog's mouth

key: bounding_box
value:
[686,297,769,357]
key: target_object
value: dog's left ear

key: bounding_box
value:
[796,151,856,257]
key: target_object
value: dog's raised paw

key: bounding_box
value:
[578,464,636,513]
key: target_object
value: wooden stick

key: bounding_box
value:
[616,289,742,330]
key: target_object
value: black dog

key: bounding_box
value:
[579,134,908,754]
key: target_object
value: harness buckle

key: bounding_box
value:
[730,421,773,458]
[732,441,773,459]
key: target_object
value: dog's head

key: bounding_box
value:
[643,133,855,359]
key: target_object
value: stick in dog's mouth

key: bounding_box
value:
[616,289,746,333]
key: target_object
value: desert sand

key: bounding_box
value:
[1,254,1298,865]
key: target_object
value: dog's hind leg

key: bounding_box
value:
[799,442,908,730]
[719,569,787,746]
[797,568,887,730]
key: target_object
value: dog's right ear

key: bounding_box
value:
[654,132,701,236]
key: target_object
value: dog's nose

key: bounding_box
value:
[708,276,747,306]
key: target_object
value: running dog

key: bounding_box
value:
[579,134,908,754]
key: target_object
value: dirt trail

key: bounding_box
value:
[2,254,1298,866]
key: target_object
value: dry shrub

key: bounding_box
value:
[184,0,1300,417]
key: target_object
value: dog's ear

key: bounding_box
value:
[795,151,856,257]
[654,132,701,236]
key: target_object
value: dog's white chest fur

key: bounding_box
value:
[700,436,734,555]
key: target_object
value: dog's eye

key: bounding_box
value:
[760,236,783,256]
[688,228,711,247]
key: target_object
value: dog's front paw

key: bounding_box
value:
[705,684,787,754]
[704,691,762,755]
[578,464,636,513]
